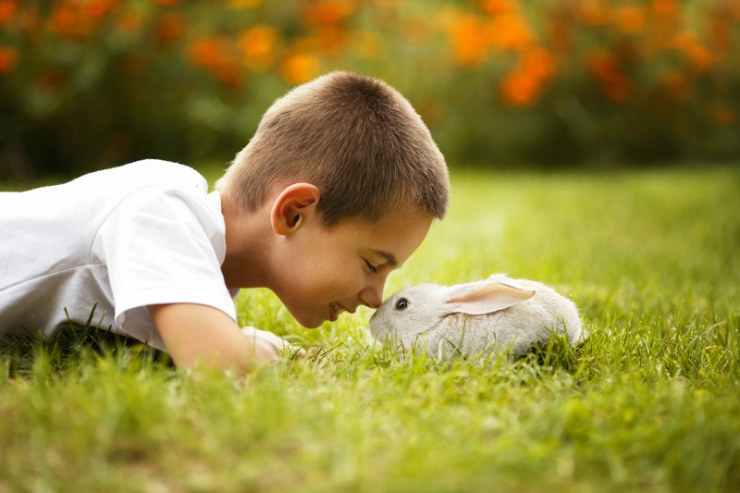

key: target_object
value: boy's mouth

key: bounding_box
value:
[329,302,351,322]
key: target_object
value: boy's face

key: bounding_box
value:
[272,209,433,328]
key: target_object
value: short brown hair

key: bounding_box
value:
[216,71,449,226]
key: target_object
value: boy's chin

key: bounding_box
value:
[288,308,325,329]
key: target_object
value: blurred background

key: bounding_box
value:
[1,0,738,181]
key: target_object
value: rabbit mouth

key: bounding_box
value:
[384,316,448,341]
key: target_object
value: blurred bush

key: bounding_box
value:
[1,0,739,179]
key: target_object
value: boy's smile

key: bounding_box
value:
[220,182,436,329]
[273,208,433,328]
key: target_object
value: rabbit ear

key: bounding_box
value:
[443,282,535,315]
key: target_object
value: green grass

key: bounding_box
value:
[2,165,739,493]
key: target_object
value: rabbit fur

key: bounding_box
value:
[369,273,586,357]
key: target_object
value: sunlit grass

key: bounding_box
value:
[1,165,738,492]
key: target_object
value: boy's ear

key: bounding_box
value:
[270,183,320,235]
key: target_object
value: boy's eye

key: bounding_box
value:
[364,259,378,273]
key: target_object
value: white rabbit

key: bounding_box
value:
[369,273,586,357]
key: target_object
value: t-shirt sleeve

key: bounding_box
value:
[94,186,236,349]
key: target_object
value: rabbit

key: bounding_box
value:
[369,273,586,357]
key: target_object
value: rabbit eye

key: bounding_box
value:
[395,298,409,310]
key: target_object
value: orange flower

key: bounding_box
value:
[520,47,555,80]
[0,0,18,25]
[216,60,242,86]
[657,72,690,102]
[0,45,18,73]
[687,44,714,72]
[479,0,517,16]
[316,26,349,56]
[156,13,185,42]
[188,37,243,86]
[587,50,631,102]
[46,1,117,38]
[671,32,714,72]
[651,0,678,18]
[230,0,262,8]
[499,47,554,107]
[280,53,321,84]
[448,13,490,65]
[548,19,571,52]
[499,71,541,107]
[578,0,610,26]
[188,37,226,69]
[304,0,354,26]
[402,19,432,43]
[711,105,736,125]
[708,18,732,52]
[18,5,40,35]
[650,0,680,32]
[614,5,645,34]
[49,6,91,39]
[488,13,534,52]
[115,10,144,34]
[239,25,278,66]
[83,0,116,20]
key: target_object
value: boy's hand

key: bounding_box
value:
[149,303,284,374]
[240,326,306,358]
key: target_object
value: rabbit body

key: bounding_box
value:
[369,273,585,357]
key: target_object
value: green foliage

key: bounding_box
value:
[2,165,738,492]
[2,1,740,181]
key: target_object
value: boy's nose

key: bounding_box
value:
[358,284,383,309]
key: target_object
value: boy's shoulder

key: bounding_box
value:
[87,160,217,227]
[3,159,214,235]
[81,159,207,192]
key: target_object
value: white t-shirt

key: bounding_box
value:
[0,159,237,351]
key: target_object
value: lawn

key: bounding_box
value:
[1,165,738,493]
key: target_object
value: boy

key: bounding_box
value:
[0,72,450,375]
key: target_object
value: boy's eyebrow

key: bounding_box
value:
[373,250,398,267]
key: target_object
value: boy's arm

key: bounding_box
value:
[148,303,281,374]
